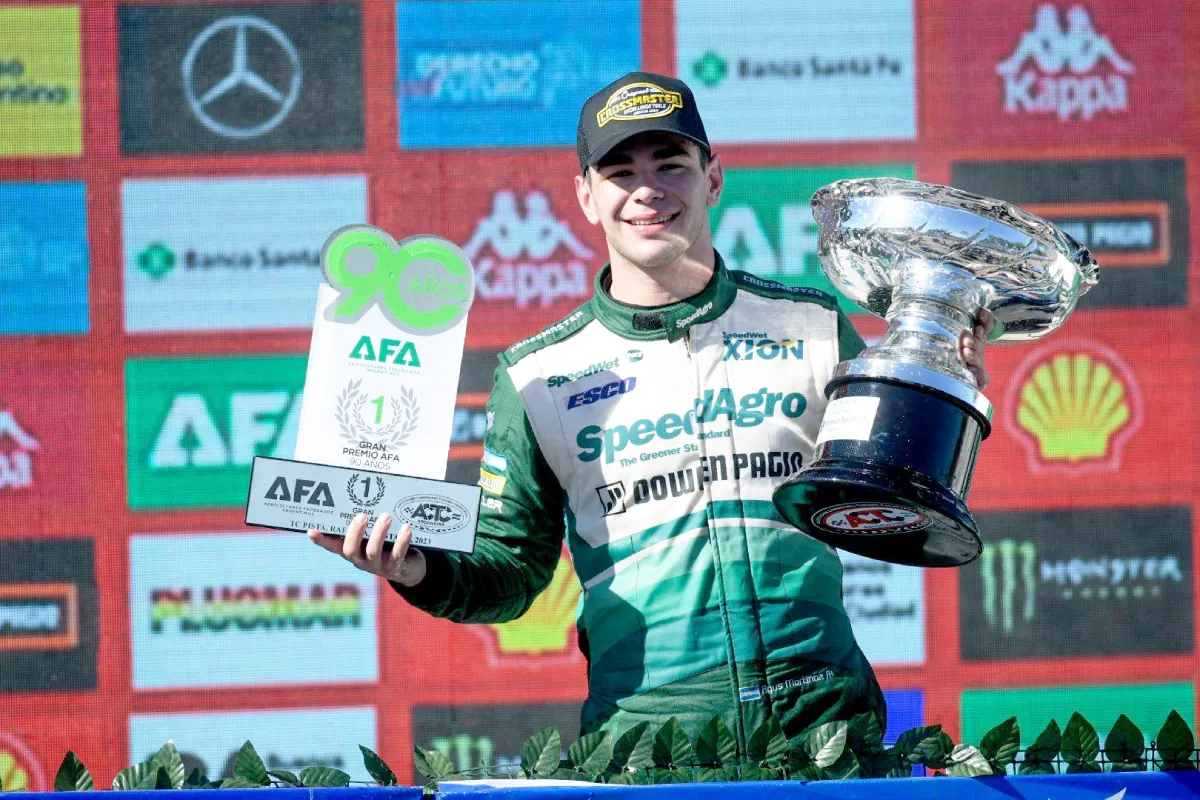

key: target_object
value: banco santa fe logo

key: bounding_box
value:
[1007,342,1142,473]
[996,3,1133,121]
[126,356,307,509]
[0,6,81,156]
[118,4,364,154]
[464,190,595,308]
[961,506,1192,660]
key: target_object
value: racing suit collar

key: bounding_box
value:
[589,250,736,342]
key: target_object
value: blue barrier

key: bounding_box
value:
[36,773,1200,799]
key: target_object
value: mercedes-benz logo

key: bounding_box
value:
[181,15,302,139]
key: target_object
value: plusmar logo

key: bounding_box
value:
[321,226,475,334]
[596,82,683,127]
[1009,344,1142,472]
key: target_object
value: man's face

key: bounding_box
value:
[575,132,723,271]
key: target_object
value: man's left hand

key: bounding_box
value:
[958,308,995,391]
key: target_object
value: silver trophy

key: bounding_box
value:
[773,178,1098,567]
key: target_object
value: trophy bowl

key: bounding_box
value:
[773,178,1098,567]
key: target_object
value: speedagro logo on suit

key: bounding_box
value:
[125,355,307,509]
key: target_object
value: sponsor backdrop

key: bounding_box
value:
[0,0,1197,786]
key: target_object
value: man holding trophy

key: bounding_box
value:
[308,71,1052,752]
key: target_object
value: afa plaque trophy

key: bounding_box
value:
[246,226,481,554]
[773,179,1099,567]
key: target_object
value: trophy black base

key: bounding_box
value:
[773,372,990,568]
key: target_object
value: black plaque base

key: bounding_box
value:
[773,375,990,567]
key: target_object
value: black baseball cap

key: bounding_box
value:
[577,71,710,174]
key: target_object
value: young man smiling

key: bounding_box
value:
[310,71,990,756]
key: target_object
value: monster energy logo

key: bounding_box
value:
[981,539,1037,634]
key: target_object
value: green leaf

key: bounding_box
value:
[695,717,737,768]
[150,742,185,790]
[652,718,694,768]
[823,750,861,780]
[1061,712,1100,768]
[979,716,1020,771]
[894,725,943,765]
[111,763,152,792]
[547,768,592,782]
[611,722,653,772]
[231,741,269,787]
[132,766,170,791]
[414,746,455,783]
[693,767,738,783]
[184,767,216,789]
[1065,761,1102,774]
[219,777,267,789]
[944,744,993,778]
[567,731,613,777]
[1025,719,1062,762]
[357,745,396,786]
[1157,710,1196,763]
[804,721,848,769]
[651,768,689,783]
[847,711,885,756]
[1017,759,1057,776]
[740,765,782,781]
[520,726,562,778]
[606,771,639,785]
[54,752,94,792]
[298,767,351,788]
[860,751,904,779]
[1105,714,1145,766]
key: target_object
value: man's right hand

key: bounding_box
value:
[308,513,427,587]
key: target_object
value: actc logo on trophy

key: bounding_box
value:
[773,179,1099,567]
[246,226,481,553]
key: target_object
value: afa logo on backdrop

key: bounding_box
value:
[122,175,367,333]
[130,533,378,689]
[709,164,915,313]
[396,0,640,148]
[117,3,364,154]
[125,355,307,509]
[0,6,81,157]
[676,0,915,143]
[0,182,89,335]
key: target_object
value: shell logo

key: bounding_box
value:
[1006,342,1143,473]
[479,554,582,665]
[0,732,46,792]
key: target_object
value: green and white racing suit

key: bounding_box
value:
[396,252,886,754]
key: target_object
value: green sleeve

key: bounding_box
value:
[392,362,565,623]
[837,309,867,361]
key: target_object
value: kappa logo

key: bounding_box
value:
[464,191,593,307]
[182,15,303,138]
[0,410,39,492]
[264,476,335,507]
[996,4,1135,121]
[596,81,682,127]
[1008,343,1142,473]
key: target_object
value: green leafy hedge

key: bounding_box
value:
[13,709,1195,794]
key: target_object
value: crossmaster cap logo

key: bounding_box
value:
[996,4,1134,121]
[1009,343,1142,471]
[322,226,475,335]
[182,15,303,139]
[596,81,683,127]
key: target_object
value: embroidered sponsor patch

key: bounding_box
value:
[478,468,507,496]
[596,82,683,127]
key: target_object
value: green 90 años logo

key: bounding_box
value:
[321,226,475,334]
